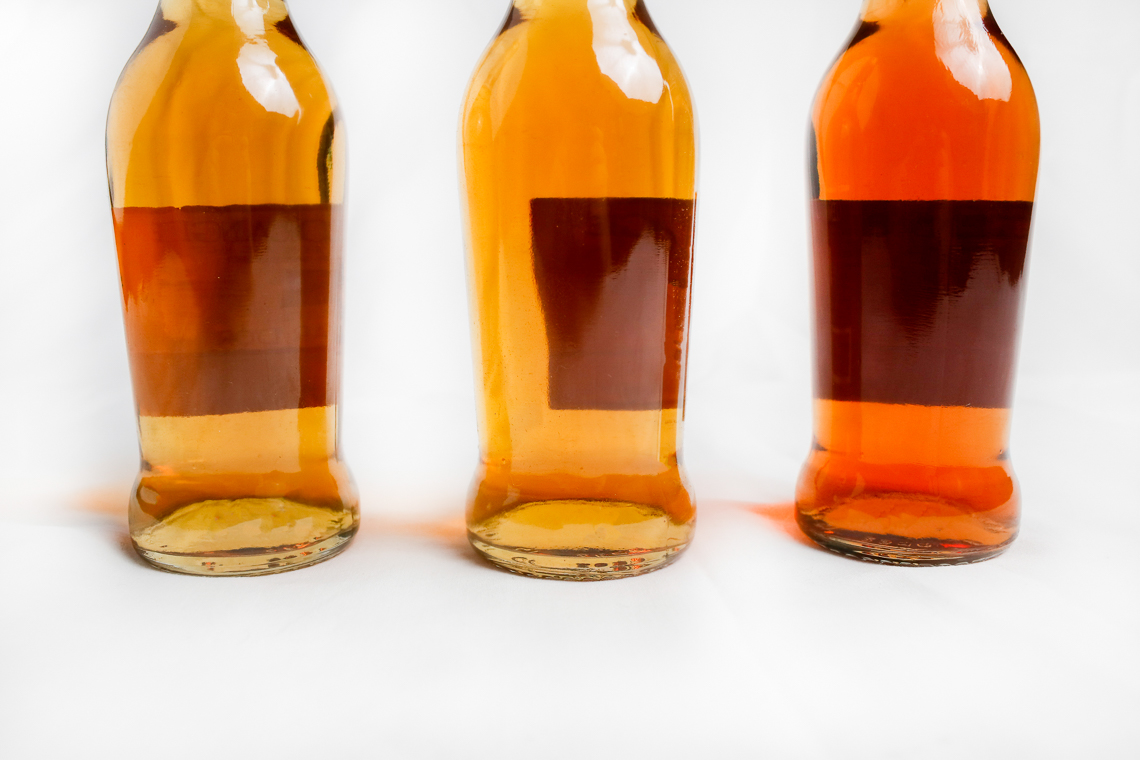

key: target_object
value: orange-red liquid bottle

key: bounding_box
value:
[797,0,1040,564]
[107,0,357,575]
[460,0,698,580]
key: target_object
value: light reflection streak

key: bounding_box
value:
[587,0,664,104]
[933,0,1011,101]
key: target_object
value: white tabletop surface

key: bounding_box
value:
[1,0,1138,757]
[2,373,1138,758]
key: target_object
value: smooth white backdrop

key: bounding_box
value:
[0,1,1137,757]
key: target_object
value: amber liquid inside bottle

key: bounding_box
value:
[797,0,1040,564]
[107,0,356,575]
[460,0,697,579]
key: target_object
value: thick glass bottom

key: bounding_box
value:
[795,402,1020,567]
[797,510,1015,566]
[131,497,357,576]
[468,499,691,581]
[470,537,685,580]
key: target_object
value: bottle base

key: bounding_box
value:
[135,529,356,576]
[469,534,686,581]
[797,514,1014,566]
[131,497,358,577]
[467,498,692,580]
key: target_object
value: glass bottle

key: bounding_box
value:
[797,0,1040,564]
[107,0,357,575]
[459,0,698,580]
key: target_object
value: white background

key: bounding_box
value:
[0,0,1137,757]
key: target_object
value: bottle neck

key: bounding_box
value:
[159,0,290,31]
[860,0,990,22]
[843,0,1017,117]
[512,0,642,17]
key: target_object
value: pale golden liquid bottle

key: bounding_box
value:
[797,0,1040,564]
[107,0,357,575]
[460,0,698,580]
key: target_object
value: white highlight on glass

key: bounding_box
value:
[233,0,300,117]
[587,0,663,104]
[933,0,1012,102]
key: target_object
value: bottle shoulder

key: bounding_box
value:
[108,13,342,208]
[110,18,336,134]
[458,7,697,204]
[812,17,1039,201]
[815,19,1037,128]
[461,11,694,136]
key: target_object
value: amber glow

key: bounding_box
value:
[107,0,356,573]
[460,0,697,573]
[798,0,1039,562]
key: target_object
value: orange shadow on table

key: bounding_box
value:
[67,485,149,568]
[704,498,822,551]
[356,510,498,571]
[72,486,130,518]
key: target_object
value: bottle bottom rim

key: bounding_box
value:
[469,534,688,581]
[797,513,1015,566]
[133,527,357,577]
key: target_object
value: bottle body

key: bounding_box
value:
[460,0,697,580]
[797,0,1040,564]
[107,0,357,575]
